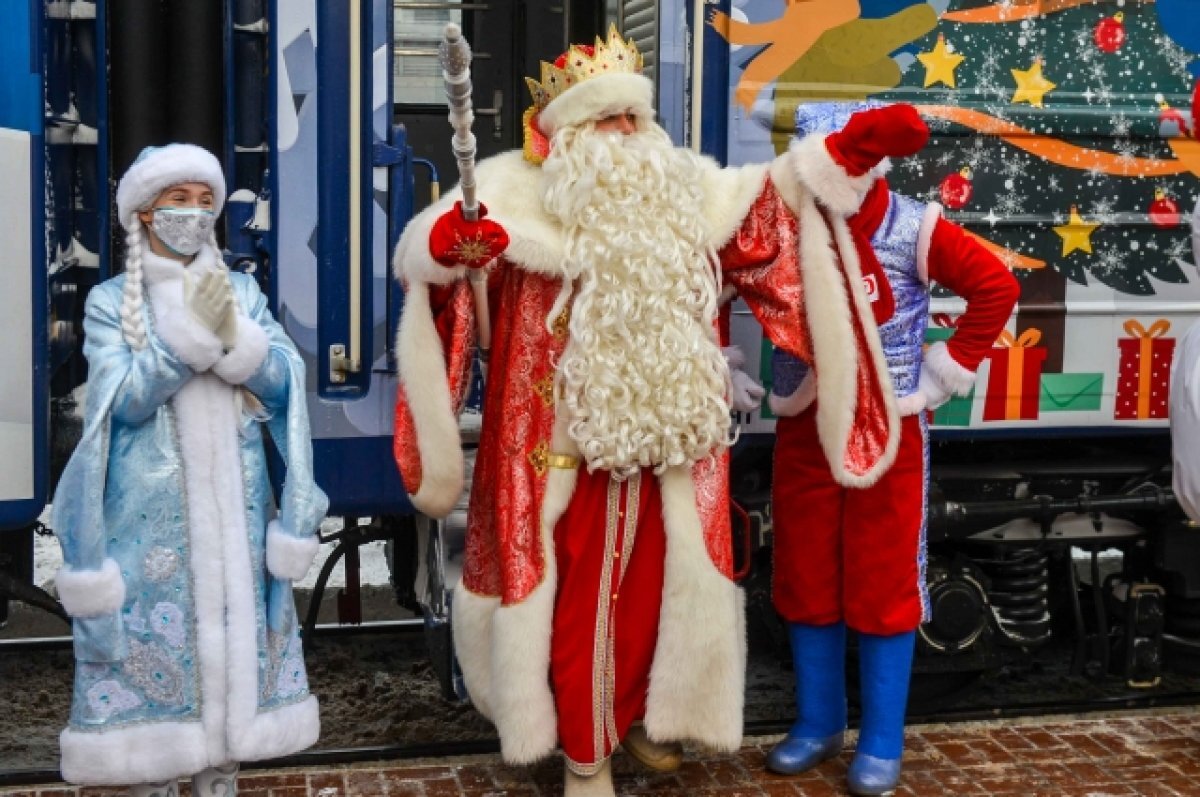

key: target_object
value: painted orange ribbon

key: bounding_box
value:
[1123,319,1170,419]
[995,329,1042,420]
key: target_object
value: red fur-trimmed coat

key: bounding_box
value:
[391,141,899,764]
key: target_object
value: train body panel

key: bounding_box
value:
[272,0,410,516]
[0,0,47,531]
[718,0,1200,440]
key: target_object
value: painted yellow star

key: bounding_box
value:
[1011,59,1056,107]
[1053,205,1100,256]
[917,34,965,89]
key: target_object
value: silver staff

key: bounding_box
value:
[438,22,492,367]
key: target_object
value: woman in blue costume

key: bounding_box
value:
[51,144,328,796]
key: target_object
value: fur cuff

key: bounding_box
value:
[788,133,876,217]
[393,200,470,287]
[897,391,927,417]
[266,520,321,581]
[212,316,270,385]
[56,559,126,618]
[923,340,976,397]
[150,287,224,372]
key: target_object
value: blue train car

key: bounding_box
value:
[6,0,1199,703]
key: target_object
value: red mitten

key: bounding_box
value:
[825,104,930,176]
[428,201,510,268]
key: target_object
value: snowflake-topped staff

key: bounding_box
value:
[439,22,493,368]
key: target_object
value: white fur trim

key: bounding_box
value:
[450,583,500,721]
[768,373,817,418]
[55,559,126,618]
[61,721,209,785]
[489,416,575,763]
[396,282,465,518]
[698,161,771,251]
[826,211,900,486]
[144,253,224,372]
[488,574,559,764]
[60,699,318,785]
[212,316,269,385]
[452,417,578,765]
[228,694,320,763]
[393,151,769,287]
[916,203,943,286]
[897,391,927,416]
[786,134,876,217]
[538,73,654,137]
[116,143,226,231]
[923,340,976,397]
[171,373,317,770]
[174,373,240,765]
[644,466,746,752]
[265,520,320,581]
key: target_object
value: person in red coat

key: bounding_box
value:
[392,31,929,797]
[767,101,1020,796]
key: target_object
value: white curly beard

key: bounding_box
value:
[541,122,733,478]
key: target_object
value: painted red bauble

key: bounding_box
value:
[1094,13,1126,54]
[939,167,973,210]
[1149,190,1181,228]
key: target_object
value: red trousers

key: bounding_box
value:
[550,466,665,773]
[772,409,928,635]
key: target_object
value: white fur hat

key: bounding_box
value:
[115,143,226,231]
[538,72,655,137]
[526,26,655,141]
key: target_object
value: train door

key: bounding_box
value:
[388,0,606,698]
[0,0,48,628]
[393,2,607,212]
[269,0,604,517]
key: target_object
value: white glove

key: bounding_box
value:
[917,362,952,411]
[731,369,767,412]
[215,303,239,352]
[722,346,766,413]
[187,270,234,338]
[723,344,748,371]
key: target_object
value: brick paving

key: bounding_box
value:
[5,709,1200,796]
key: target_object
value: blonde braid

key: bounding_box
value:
[119,218,149,351]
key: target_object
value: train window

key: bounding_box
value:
[393,1,462,105]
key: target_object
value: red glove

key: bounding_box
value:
[428,201,510,268]
[825,104,929,177]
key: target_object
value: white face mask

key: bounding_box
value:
[150,207,216,256]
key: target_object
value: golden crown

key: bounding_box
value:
[524,25,643,112]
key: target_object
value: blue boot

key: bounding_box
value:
[847,630,916,796]
[766,622,847,775]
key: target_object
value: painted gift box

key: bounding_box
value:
[983,328,1047,422]
[924,313,975,427]
[1114,319,1174,420]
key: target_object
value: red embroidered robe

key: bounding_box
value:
[391,145,897,764]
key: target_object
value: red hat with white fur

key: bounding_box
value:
[522,25,653,164]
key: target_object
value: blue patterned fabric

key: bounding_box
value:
[794,100,884,139]
[873,192,930,400]
[771,190,929,402]
[51,267,327,781]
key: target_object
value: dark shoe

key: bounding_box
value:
[847,752,902,796]
[765,730,844,775]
